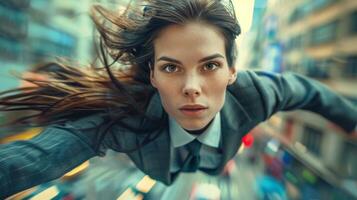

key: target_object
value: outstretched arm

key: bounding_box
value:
[248,71,357,133]
[0,122,98,198]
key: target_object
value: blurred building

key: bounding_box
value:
[0,0,132,91]
[0,0,89,91]
[247,0,357,198]
[0,0,133,127]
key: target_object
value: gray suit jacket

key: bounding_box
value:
[1,70,356,197]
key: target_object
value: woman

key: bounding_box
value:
[0,0,356,198]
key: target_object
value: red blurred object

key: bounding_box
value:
[62,194,75,200]
[242,133,254,148]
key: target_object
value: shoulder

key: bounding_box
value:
[228,70,301,93]
[225,70,268,120]
[227,70,266,94]
[45,112,108,152]
[228,70,275,89]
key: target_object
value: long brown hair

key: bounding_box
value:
[0,0,241,152]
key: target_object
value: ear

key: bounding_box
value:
[149,64,157,88]
[228,67,237,85]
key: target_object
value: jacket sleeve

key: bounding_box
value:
[0,114,104,198]
[247,70,357,133]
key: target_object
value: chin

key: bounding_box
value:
[180,120,208,131]
[183,126,204,131]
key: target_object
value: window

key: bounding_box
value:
[339,142,357,179]
[349,11,357,34]
[343,55,357,78]
[302,126,323,156]
[309,20,339,45]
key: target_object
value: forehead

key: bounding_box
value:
[153,22,226,60]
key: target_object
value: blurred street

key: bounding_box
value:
[1,0,357,199]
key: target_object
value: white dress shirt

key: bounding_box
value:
[169,112,222,173]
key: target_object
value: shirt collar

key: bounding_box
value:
[169,112,221,148]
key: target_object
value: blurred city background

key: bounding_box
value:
[0,0,356,199]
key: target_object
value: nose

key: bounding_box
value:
[182,74,201,98]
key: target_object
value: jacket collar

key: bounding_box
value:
[139,92,172,184]
[169,112,221,148]
[218,91,252,168]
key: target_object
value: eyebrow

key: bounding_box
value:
[156,53,225,64]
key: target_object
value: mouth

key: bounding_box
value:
[179,104,208,117]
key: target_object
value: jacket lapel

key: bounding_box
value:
[218,91,253,171]
[138,93,172,184]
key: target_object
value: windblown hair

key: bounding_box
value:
[0,0,241,152]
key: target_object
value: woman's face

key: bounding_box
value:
[150,22,236,130]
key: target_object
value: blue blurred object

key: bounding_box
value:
[281,151,293,167]
[256,175,288,200]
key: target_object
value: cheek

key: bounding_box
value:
[206,75,229,93]
[212,88,226,106]
[205,77,228,105]
[154,80,178,109]
[158,91,179,119]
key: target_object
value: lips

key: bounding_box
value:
[179,104,208,117]
[179,104,207,110]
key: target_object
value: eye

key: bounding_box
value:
[162,64,179,73]
[203,62,220,71]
